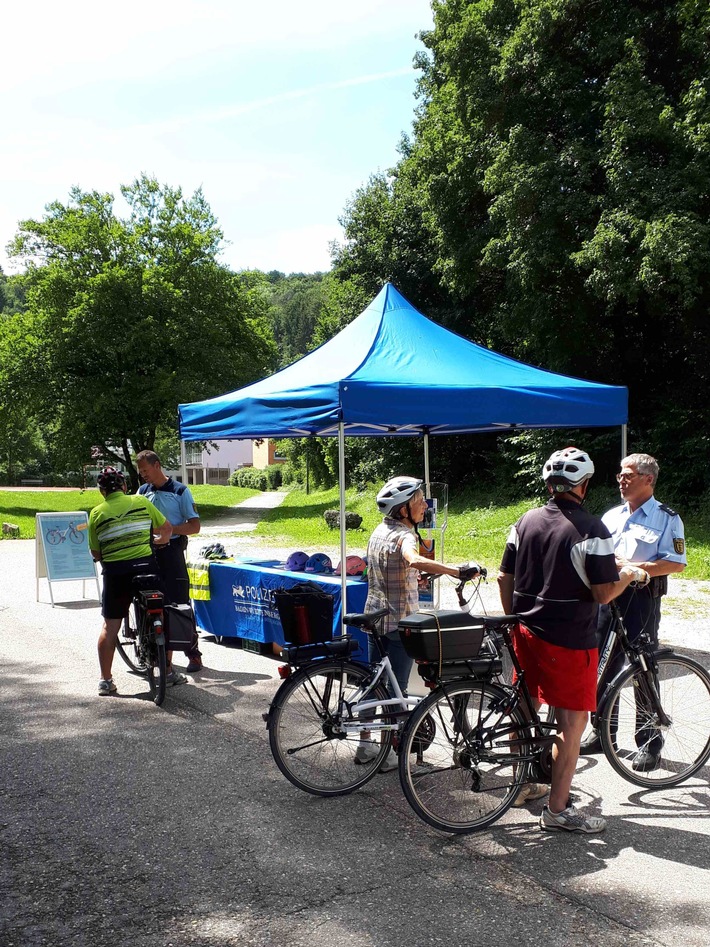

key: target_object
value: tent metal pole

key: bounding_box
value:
[423,432,430,493]
[621,424,627,460]
[338,422,347,636]
[180,440,187,484]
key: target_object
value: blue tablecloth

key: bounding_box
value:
[193,559,369,656]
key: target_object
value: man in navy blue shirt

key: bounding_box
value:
[136,450,203,673]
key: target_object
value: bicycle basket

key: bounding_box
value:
[274,583,334,646]
[398,610,485,663]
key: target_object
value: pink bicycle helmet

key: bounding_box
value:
[335,555,367,576]
[286,551,309,572]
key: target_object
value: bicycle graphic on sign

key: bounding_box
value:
[45,521,85,545]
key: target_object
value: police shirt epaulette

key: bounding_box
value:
[659,503,678,517]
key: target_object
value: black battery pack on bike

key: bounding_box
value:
[138,589,164,617]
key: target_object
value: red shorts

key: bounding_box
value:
[512,624,598,712]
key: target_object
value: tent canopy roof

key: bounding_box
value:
[179,283,627,440]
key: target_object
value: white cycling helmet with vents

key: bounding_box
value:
[542,447,595,493]
[376,476,423,516]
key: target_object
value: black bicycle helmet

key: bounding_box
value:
[97,466,127,493]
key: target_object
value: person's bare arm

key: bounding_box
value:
[590,565,648,605]
[497,571,515,614]
[615,557,685,578]
[401,546,462,578]
[153,520,173,546]
[170,517,200,537]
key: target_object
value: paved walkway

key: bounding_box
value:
[196,490,288,536]
[1,537,709,947]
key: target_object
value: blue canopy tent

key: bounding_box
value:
[179,283,628,620]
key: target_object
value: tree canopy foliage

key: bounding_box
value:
[332,0,710,498]
[2,176,276,485]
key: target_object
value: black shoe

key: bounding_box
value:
[579,732,603,755]
[632,749,660,772]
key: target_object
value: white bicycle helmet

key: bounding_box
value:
[542,447,595,492]
[376,476,423,516]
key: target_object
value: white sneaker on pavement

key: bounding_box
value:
[513,782,549,807]
[540,804,606,834]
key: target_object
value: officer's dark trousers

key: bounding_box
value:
[154,539,201,659]
[597,586,662,752]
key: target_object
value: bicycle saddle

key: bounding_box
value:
[343,607,389,631]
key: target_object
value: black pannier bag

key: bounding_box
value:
[398,610,485,663]
[274,582,335,646]
[163,603,197,652]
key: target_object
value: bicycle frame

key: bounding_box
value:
[340,653,420,735]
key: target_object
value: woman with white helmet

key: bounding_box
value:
[357,475,481,771]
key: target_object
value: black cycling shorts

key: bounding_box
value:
[100,557,157,620]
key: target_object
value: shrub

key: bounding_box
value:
[229,464,283,491]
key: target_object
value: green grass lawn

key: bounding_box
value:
[256,484,710,581]
[4,483,709,580]
[0,485,259,540]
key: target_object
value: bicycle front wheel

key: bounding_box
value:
[600,652,710,788]
[115,605,148,674]
[268,661,392,797]
[147,631,167,706]
[399,681,529,834]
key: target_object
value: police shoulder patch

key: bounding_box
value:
[659,503,678,517]
[673,538,685,555]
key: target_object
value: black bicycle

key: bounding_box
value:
[397,598,710,833]
[115,575,168,705]
[586,598,710,788]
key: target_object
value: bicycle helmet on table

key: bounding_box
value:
[376,476,423,516]
[97,466,126,493]
[334,555,367,576]
[304,553,333,574]
[542,447,595,493]
[286,551,309,572]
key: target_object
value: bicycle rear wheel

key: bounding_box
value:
[600,652,710,788]
[398,680,529,834]
[147,630,167,706]
[115,604,148,674]
[268,661,392,797]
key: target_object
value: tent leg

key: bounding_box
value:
[338,422,347,637]
[180,440,187,484]
[423,432,430,493]
[621,424,627,461]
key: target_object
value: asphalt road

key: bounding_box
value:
[1,540,709,947]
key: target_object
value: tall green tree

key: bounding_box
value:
[332,0,710,496]
[7,176,276,487]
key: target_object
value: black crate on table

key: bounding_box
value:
[398,610,485,663]
[274,582,335,646]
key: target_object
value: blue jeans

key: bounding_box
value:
[369,630,413,696]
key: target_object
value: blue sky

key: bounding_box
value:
[1,0,434,275]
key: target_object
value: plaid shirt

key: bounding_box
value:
[364,517,418,632]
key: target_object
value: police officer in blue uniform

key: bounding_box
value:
[581,453,686,769]
[136,450,203,673]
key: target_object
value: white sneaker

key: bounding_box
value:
[378,748,398,773]
[513,782,548,807]
[98,678,117,697]
[540,804,606,834]
[354,742,380,765]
